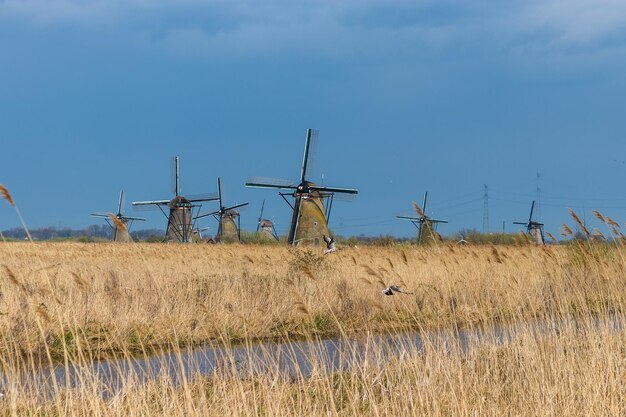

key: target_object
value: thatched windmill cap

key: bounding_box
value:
[169,196,191,207]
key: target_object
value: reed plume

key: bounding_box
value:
[490,244,503,263]
[412,201,424,218]
[0,184,14,206]
[293,298,310,315]
[592,210,606,224]
[593,229,606,241]
[107,213,128,234]
[2,265,23,290]
[0,184,32,242]
[605,216,620,228]
[400,250,408,265]
[71,271,90,290]
[36,303,51,323]
[561,224,573,237]
[568,209,590,237]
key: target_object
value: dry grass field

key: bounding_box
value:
[0,240,624,415]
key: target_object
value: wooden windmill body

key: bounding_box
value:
[256,200,279,241]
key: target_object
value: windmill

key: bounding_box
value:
[246,129,358,245]
[256,199,279,241]
[514,200,544,245]
[396,192,448,244]
[91,190,145,242]
[132,156,218,243]
[194,177,248,242]
[192,226,211,240]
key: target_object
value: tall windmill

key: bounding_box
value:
[397,192,448,244]
[256,199,279,241]
[91,190,145,242]
[194,177,248,242]
[132,156,218,243]
[246,129,358,245]
[514,200,544,245]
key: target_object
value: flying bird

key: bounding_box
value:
[323,235,336,255]
[382,285,413,296]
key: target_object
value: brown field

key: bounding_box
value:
[0,241,625,415]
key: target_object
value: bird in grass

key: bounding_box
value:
[382,285,413,296]
[323,235,336,255]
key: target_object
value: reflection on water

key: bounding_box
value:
[3,314,623,400]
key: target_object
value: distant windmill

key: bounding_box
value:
[192,226,211,241]
[132,156,218,243]
[195,177,248,242]
[91,190,145,242]
[246,129,358,245]
[256,199,279,241]
[396,192,448,244]
[514,200,544,245]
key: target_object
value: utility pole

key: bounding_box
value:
[483,184,489,234]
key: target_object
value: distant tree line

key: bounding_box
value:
[1,225,164,242]
[0,225,579,245]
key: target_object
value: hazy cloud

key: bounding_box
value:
[2,0,626,65]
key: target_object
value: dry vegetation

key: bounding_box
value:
[0,240,624,415]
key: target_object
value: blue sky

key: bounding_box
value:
[2,0,626,238]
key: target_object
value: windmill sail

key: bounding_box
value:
[132,156,218,243]
[194,178,248,242]
[396,192,448,245]
[513,200,545,245]
[91,190,145,242]
[246,129,358,246]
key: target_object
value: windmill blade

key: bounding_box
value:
[300,128,319,183]
[224,202,249,213]
[257,199,265,231]
[194,209,221,220]
[171,156,180,196]
[318,191,357,202]
[429,218,448,224]
[117,190,125,216]
[186,192,220,203]
[309,185,358,195]
[120,215,146,222]
[513,221,528,225]
[529,200,536,223]
[397,215,422,221]
[422,192,429,214]
[132,203,164,212]
[90,213,111,219]
[217,177,223,209]
[246,177,297,189]
[132,199,171,206]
